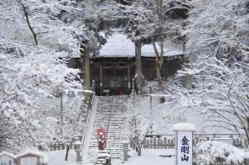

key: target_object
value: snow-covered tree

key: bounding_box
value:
[179,0,249,141]
[0,0,88,151]
[124,0,190,84]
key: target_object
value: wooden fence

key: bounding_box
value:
[142,135,175,149]
[140,133,247,149]
[49,143,79,151]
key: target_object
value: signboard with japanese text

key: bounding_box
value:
[176,131,193,165]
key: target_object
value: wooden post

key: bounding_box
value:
[164,137,167,149]
[65,144,70,161]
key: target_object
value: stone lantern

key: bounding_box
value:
[74,140,82,163]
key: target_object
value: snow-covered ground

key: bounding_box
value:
[83,149,176,165]
[46,150,77,165]
[44,149,175,165]
[121,149,175,165]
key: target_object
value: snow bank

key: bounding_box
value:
[173,122,196,131]
[195,141,248,165]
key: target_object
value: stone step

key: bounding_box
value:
[86,96,129,161]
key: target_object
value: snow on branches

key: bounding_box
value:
[0,0,86,151]
[179,0,249,138]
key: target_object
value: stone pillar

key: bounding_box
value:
[173,123,196,165]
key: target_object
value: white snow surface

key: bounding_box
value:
[46,150,76,165]
[99,33,183,57]
[173,122,196,131]
[121,149,175,165]
[83,149,175,165]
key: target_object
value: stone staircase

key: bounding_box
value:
[86,96,129,162]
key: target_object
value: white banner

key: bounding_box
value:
[176,131,193,165]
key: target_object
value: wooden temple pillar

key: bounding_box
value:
[127,59,131,92]
[99,63,103,95]
[135,41,144,93]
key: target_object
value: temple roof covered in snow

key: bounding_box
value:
[98,33,184,58]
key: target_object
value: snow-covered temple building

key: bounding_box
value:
[69,33,185,96]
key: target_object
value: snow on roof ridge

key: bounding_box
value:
[16,149,48,163]
[173,122,196,131]
[0,151,15,158]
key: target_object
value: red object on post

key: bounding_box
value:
[96,128,107,150]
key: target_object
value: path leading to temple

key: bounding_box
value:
[84,96,130,164]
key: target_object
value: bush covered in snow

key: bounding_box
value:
[194,141,249,165]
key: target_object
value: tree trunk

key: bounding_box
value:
[155,0,165,85]
[80,42,92,105]
[245,117,249,146]
[84,49,92,104]
[153,42,164,84]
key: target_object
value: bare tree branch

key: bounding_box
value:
[16,0,38,46]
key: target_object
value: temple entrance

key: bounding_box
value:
[102,67,129,95]
[93,58,133,96]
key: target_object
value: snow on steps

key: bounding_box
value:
[86,96,129,163]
